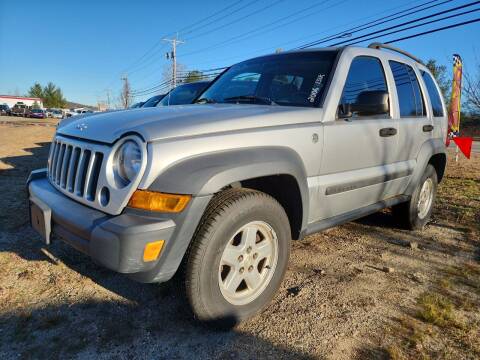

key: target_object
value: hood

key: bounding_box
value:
[57,104,322,144]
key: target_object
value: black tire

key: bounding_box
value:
[393,164,438,230]
[184,188,291,327]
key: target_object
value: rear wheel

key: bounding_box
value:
[393,164,438,230]
[184,189,291,327]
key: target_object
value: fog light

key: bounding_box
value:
[143,240,165,262]
[128,190,191,213]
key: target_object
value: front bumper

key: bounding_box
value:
[28,170,211,283]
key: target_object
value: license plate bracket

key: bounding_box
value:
[30,196,52,244]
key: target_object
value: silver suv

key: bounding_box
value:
[28,43,447,326]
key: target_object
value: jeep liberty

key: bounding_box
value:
[28,43,447,325]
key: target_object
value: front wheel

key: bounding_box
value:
[393,164,438,230]
[184,189,291,327]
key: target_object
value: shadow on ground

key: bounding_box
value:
[0,141,51,230]
[0,142,317,359]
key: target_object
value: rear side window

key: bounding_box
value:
[421,71,445,117]
[340,56,388,117]
[389,61,426,117]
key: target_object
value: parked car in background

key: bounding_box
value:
[0,104,11,115]
[27,108,46,119]
[11,103,29,117]
[65,109,94,117]
[51,109,64,119]
[157,81,210,106]
[141,94,166,108]
[130,101,145,109]
[45,109,54,117]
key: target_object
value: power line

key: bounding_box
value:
[180,0,425,67]
[175,0,246,35]
[133,18,480,98]
[329,0,480,47]
[384,16,480,44]
[123,1,250,73]
[184,0,286,41]
[343,7,480,46]
[182,0,258,37]
[112,0,478,100]
[179,0,345,57]
[100,1,248,92]
[179,0,450,67]
[117,0,435,94]
[296,0,452,49]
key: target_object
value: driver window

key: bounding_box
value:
[223,72,261,99]
[339,56,389,118]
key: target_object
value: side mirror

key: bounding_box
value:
[339,103,352,118]
[351,90,389,116]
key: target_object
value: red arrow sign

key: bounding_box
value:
[453,137,473,159]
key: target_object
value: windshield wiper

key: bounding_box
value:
[194,98,217,104]
[223,95,277,105]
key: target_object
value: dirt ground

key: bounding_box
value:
[0,123,479,360]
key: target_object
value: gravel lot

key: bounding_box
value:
[0,121,478,359]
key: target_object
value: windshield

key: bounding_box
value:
[158,82,209,106]
[31,109,42,113]
[197,51,338,107]
[142,94,165,107]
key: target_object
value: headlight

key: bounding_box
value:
[115,140,142,183]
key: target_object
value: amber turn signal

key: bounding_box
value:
[143,240,165,262]
[128,190,191,213]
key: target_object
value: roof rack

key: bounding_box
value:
[368,42,423,64]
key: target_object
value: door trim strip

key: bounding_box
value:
[325,169,412,195]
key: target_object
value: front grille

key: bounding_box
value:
[48,137,105,202]
[46,133,146,216]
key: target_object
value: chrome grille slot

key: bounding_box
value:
[76,150,91,197]
[86,153,103,200]
[55,143,66,184]
[60,145,72,188]
[47,137,106,203]
[67,147,81,192]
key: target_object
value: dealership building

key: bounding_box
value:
[0,95,44,108]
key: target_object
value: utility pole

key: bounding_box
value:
[105,89,111,109]
[120,75,131,109]
[163,35,184,89]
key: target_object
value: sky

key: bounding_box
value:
[1,0,479,106]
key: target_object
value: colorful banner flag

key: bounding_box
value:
[447,53,472,159]
[449,54,462,135]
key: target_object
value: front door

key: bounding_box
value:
[317,56,405,220]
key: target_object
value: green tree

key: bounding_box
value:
[31,101,40,109]
[28,83,44,98]
[42,82,66,108]
[425,59,450,102]
[183,70,204,83]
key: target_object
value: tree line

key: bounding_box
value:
[27,82,67,108]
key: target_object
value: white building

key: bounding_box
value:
[0,95,44,108]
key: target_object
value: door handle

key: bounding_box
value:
[423,124,434,132]
[379,127,397,137]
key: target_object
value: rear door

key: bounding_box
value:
[388,60,432,188]
[318,56,402,220]
[419,69,448,145]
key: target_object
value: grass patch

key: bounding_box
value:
[417,293,458,328]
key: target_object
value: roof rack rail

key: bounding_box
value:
[368,42,423,64]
